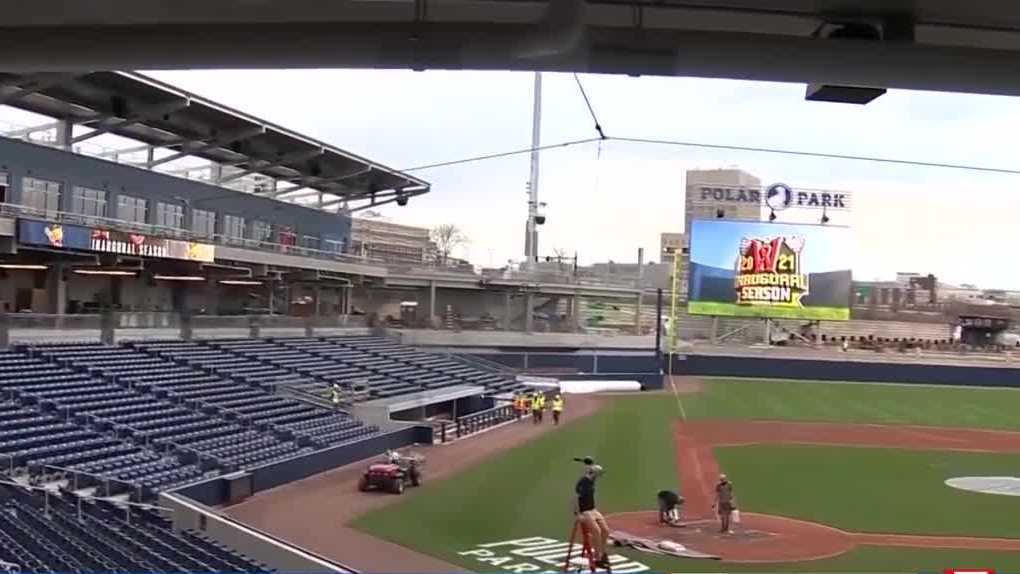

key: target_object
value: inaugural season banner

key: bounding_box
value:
[18,220,215,263]
[687,219,852,321]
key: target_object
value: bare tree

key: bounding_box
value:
[430,224,467,265]
[552,246,571,271]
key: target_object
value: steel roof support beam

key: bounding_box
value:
[321,186,428,211]
[267,184,309,198]
[71,98,192,144]
[0,73,78,106]
[274,165,374,189]
[93,143,155,158]
[3,120,62,138]
[147,125,267,168]
[218,147,325,184]
[279,165,373,184]
[281,175,360,195]
[275,188,320,200]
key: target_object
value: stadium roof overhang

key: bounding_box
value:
[0,71,430,210]
[4,2,1020,97]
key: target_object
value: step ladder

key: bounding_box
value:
[563,518,611,573]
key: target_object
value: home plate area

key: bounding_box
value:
[606,511,855,563]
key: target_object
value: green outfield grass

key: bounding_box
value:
[354,379,1020,572]
[688,300,850,320]
[681,378,1020,429]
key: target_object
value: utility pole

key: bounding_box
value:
[523,71,542,269]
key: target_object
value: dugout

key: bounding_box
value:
[957,315,1011,346]
[350,385,490,429]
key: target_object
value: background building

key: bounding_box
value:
[350,217,434,265]
[660,232,685,265]
[684,168,763,222]
[0,71,430,317]
[669,168,763,300]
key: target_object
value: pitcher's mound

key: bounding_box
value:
[605,511,855,563]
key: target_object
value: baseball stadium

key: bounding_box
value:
[5,3,1020,574]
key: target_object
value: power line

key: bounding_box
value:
[396,134,1020,178]
[573,74,607,140]
[400,138,601,172]
[611,136,1020,176]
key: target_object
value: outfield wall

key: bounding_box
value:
[674,353,1020,387]
[469,349,657,372]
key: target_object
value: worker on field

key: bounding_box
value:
[551,394,564,425]
[538,392,547,423]
[713,474,737,534]
[657,489,684,525]
[574,458,610,569]
[512,393,523,420]
[531,391,543,424]
[330,383,342,410]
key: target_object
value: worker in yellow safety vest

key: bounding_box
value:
[513,393,525,420]
[551,394,564,425]
[329,384,342,410]
[531,392,544,424]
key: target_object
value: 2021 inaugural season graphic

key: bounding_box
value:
[687,219,853,321]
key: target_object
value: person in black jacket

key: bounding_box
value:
[574,460,610,569]
[657,489,684,525]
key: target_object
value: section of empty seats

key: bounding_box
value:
[124,340,382,448]
[21,344,309,470]
[0,351,205,492]
[127,340,303,386]
[205,339,339,377]
[277,337,421,397]
[324,336,523,395]
[0,483,271,573]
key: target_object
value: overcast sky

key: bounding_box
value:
[7,69,1020,288]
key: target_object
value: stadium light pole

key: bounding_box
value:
[523,71,542,269]
[655,288,663,361]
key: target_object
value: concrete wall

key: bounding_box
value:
[353,287,524,324]
[352,286,426,319]
[673,353,1020,387]
[169,425,430,507]
[160,493,352,573]
[397,329,655,349]
[0,268,38,311]
[470,349,660,374]
[0,137,351,247]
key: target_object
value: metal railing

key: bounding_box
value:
[0,477,172,524]
[435,404,517,443]
[480,268,645,289]
[1,202,662,291]
[2,311,369,345]
[1,202,381,266]
[443,351,520,375]
[31,464,144,502]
